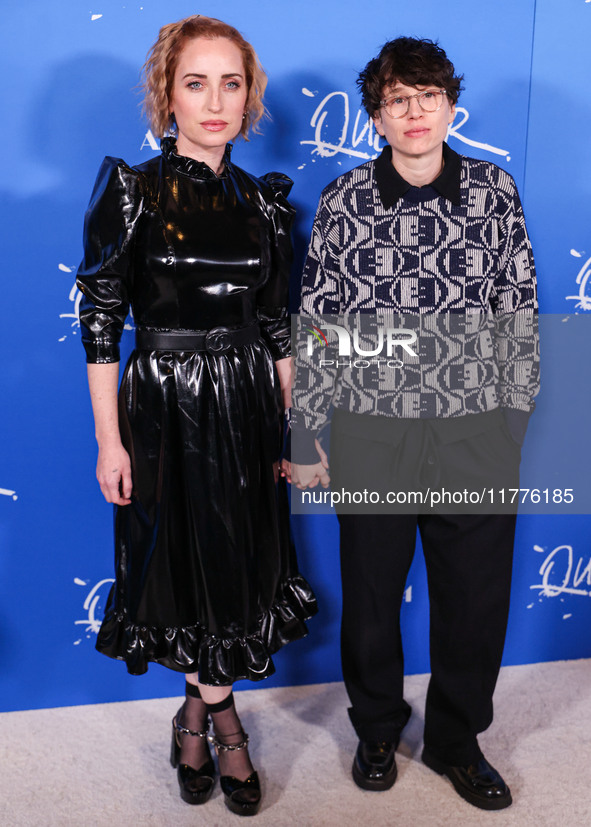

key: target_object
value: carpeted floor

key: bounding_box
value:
[1,659,590,826]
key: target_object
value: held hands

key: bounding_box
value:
[96,442,133,505]
[284,439,330,490]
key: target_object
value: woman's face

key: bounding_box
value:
[372,81,455,166]
[169,36,248,162]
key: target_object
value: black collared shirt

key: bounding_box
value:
[374,142,462,209]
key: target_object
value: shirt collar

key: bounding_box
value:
[374,142,462,209]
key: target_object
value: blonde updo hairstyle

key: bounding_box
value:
[142,15,268,140]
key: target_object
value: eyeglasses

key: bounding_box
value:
[379,89,448,119]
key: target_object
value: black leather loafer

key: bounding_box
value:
[422,747,512,810]
[352,740,397,791]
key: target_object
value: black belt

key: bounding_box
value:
[136,325,261,354]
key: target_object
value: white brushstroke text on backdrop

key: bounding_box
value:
[531,544,591,599]
[300,89,510,162]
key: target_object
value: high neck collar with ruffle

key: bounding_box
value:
[160,137,233,179]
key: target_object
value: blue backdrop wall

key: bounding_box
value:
[1,0,590,712]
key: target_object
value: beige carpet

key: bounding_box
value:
[1,659,590,826]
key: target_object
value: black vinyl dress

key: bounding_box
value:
[76,138,317,682]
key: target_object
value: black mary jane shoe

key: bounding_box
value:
[209,731,261,816]
[422,747,512,811]
[170,714,216,805]
[352,739,397,791]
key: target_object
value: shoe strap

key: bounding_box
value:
[208,730,249,752]
[173,716,209,738]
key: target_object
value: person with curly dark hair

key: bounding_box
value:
[291,36,538,811]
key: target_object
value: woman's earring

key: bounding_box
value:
[242,112,247,120]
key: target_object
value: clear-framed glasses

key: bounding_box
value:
[379,89,447,119]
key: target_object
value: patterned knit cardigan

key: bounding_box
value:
[293,151,539,455]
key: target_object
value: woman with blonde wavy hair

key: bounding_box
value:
[76,14,316,816]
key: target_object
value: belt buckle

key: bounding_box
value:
[205,326,232,354]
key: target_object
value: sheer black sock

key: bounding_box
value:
[177,682,210,771]
[207,693,256,784]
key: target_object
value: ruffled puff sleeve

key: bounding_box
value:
[76,157,144,363]
[256,172,296,361]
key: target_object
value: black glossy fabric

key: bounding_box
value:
[77,138,317,681]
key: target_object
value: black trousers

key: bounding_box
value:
[331,410,520,765]
[338,512,516,765]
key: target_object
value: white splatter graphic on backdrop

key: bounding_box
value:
[566,250,591,311]
[58,265,81,342]
[0,488,18,501]
[73,577,114,644]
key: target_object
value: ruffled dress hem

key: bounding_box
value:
[96,575,318,682]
